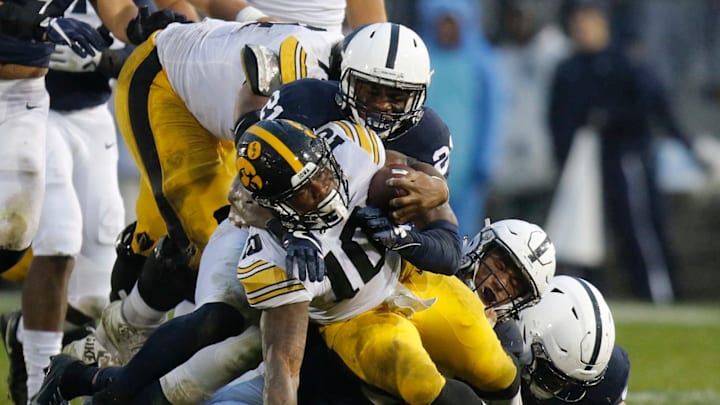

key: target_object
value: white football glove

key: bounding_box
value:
[49,44,101,72]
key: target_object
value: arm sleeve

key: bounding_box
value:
[397,220,461,275]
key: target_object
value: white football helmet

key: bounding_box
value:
[518,275,616,402]
[460,218,556,322]
[338,22,431,140]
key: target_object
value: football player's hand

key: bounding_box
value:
[283,230,325,282]
[356,207,419,251]
[49,43,102,72]
[0,0,78,40]
[388,171,448,224]
[126,6,187,45]
[46,18,107,57]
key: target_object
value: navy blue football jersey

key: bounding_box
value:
[260,78,452,176]
[522,345,630,405]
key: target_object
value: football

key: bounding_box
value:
[366,164,414,210]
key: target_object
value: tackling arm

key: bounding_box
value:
[262,302,310,405]
[93,0,196,44]
[389,156,450,225]
[345,0,386,28]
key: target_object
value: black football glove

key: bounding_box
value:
[0,0,75,40]
[46,17,107,57]
[126,6,187,45]
[283,230,325,282]
[355,207,420,251]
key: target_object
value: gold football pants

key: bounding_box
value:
[114,34,236,269]
[320,271,517,405]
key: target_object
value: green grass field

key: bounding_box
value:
[1,290,718,405]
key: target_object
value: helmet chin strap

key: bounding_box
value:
[528,381,555,400]
[317,189,348,221]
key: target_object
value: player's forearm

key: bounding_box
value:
[190,0,248,21]
[261,303,309,405]
[94,0,138,44]
[345,0,386,28]
[155,0,200,21]
[398,220,462,275]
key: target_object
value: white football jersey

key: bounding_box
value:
[247,0,346,37]
[155,19,334,142]
[237,121,404,324]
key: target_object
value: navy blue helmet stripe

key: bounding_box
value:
[385,23,400,69]
[577,278,603,370]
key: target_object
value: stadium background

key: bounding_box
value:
[2,0,720,403]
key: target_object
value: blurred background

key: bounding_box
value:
[386,0,720,303]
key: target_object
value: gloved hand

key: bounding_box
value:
[283,230,325,282]
[49,43,101,72]
[126,6,187,45]
[355,207,420,251]
[0,0,80,40]
[46,17,107,57]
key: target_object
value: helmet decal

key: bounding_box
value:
[236,157,263,192]
[245,123,303,173]
[384,23,400,69]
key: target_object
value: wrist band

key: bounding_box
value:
[235,6,268,22]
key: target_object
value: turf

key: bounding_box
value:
[1,291,718,405]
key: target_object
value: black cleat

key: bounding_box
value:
[29,354,80,405]
[1,310,27,405]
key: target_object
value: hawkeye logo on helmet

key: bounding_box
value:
[236,157,263,192]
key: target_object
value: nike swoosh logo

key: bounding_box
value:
[104,142,115,149]
[25,103,41,110]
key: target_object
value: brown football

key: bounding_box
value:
[366,164,414,210]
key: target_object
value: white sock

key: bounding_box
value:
[23,329,63,400]
[122,285,166,328]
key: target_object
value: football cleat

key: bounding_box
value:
[1,310,28,405]
[62,330,119,368]
[94,300,156,365]
[29,354,79,405]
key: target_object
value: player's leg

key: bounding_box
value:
[403,271,521,400]
[98,36,192,362]
[58,105,126,368]
[320,308,484,405]
[0,77,48,272]
[65,103,125,320]
[22,110,79,400]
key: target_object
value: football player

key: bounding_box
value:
[0,1,111,403]
[233,119,519,405]
[89,18,336,366]
[4,0,132,400]
[33,117,517,405]
[461,222,629,404]
[518,275,629,405]
[0,0,107,272]
[30,22,452,405]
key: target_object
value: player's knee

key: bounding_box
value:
[183,302,247,345]
[0,247,29,273]
[398,372,445,405]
